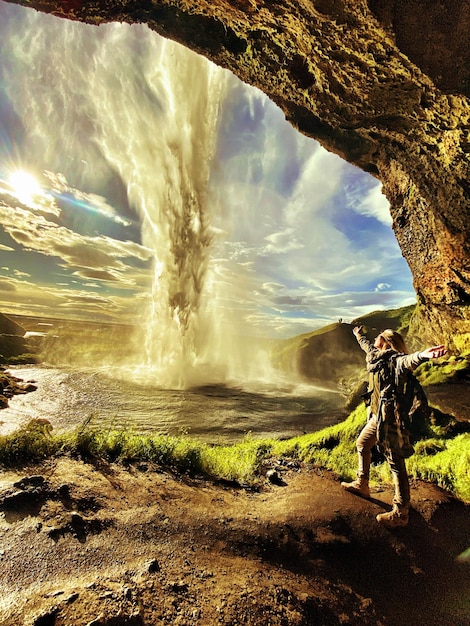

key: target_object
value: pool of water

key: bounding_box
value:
[1,366,346,443]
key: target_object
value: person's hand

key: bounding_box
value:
[353,325,363,336]
[420,345,447,360]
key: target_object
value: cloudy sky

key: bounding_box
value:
[0,3,415,341]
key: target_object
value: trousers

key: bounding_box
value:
[356,413,410,508]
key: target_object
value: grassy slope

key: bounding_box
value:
[271,305,416,390]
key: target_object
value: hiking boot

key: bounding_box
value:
[340,479,370,498]
[376,505,409,528]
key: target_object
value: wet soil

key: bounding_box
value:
[0,457,469,626]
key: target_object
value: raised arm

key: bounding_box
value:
[353,325,374,354]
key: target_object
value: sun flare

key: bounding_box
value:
[9,169,43,205]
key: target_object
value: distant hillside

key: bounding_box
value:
[0,313,30,363]
[0,312,25,337]
[350,305,415,337]
[272,305,416,392]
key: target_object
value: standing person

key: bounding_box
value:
[341,325,447,528]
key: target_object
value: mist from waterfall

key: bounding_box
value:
[1,8,283,388]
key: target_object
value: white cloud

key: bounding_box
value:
[352,179,392,226]
[0,277,17,292]
[0,198,151,288]
[375,282,391,291]
[264,229,304,254]
[260,282,285,294]
[43,170,133,226]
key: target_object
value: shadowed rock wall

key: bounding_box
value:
[5,0,470,348]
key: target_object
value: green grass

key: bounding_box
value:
[415,354,469,386]
[1,406,468,503]
[453,332,470,355]
[352,304,415,335]
[408,434,470,502]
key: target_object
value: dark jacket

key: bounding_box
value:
[356,334,428,457]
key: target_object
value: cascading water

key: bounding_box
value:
[85,33,230,387]
[0,6,280,388]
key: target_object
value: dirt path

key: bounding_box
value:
[0,458,469,626]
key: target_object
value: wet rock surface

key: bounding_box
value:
[0,369,38,409]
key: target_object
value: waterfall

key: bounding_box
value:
[0,5,282,388]
[83,31,229,387]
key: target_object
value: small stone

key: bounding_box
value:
[168,580,189,594]
[32,607,59,626]
[71,512,85,529]
[66,592,79,604]
[13,475,45,490]
[147,558,161,573]
[266,469,284,485]
[86,616,104,626]
[22,383,38,392]
[58,484,70,497]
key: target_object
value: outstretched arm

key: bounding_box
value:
[397,344,447,373]
[419,345,447,360]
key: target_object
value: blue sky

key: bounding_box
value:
[0,3,415,340]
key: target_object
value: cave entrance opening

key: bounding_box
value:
[0,4,415,383]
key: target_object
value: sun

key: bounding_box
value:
[8,169,43,205]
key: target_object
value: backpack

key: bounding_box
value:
[371,352,431,458]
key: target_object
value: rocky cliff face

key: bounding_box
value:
[6,0,470,348]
